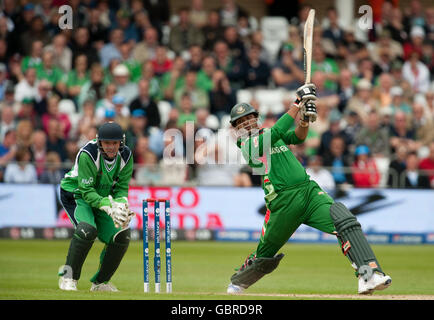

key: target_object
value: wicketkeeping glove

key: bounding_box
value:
[110,196,135,228]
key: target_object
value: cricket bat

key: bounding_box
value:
[303,9,315,84]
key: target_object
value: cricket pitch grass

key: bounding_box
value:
[1,240,434,300]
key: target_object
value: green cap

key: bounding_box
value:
[229,102,258,127]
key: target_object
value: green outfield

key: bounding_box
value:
[1,240,434,300]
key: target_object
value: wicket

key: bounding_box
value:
[142,199,172,293]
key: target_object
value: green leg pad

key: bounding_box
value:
[91,228,130,284]
[62,222,97,280]
[330,202,383,278]
[230,253,284,289]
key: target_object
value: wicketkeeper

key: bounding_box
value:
[227,83,392,295]
[58,121,134,292]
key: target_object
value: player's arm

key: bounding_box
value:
[77,152,103,208]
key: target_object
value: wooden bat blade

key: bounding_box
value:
[303,9,315,84]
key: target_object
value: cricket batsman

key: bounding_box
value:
[58,121,134,291]
[227,83,392,295]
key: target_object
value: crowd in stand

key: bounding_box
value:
[0,0,433,190]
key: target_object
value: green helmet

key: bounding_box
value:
[229,103,258,127]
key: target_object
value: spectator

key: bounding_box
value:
[218,0,248,27]
[76,99,98,141]
[311,44,339,92]
[134,136,161,185]
[213,40,245,90]
[177,93,196,128]
[41,95,71,139]
[113,96,131,132]
[389,111,418,154]
[322,136,353,186]
[197,55,217,93]
[43,33,72,73]
[132,27,159,65]
[14,67,38,103]
[119,42,141,82]
[354,110,391,158]
[403,26,425,61]
[244,43,270,88]
[419,141,434,188]
[113,9,139,44]
[129,79,161,128]
[133,8,153,42]
[388,144,408,188]
[384,7,407,43]
[342,111,362,148]
[87,7,109,47]
[112,63,138,105]
[312,71,338,98]
[21,40,43,73]
[223,25,246,62]
[20,15,50,55]
[143,0,170,30]
[139,61,161,100]
[185,44,204,72]
[64,54,90,104]
[150,45,173,77]
[306,155,336,191]
[271,43,304,90]
[309,99,331,137]
[15,119,34,148]
[336,69,355,113]
[160,55,185,101]
[33,80,52,117]
[352,145,380,188]
[0,106,16,142]
[202,9,225,52]
[389,86,412,115]
[36,49,65,97]
[318,110,350,159]
[99,28,124,68]
[373,73,394,108]
[30,130,47,177]
[322,6,344,46]
[0,129,17,181]
[16,98,39,129]
[69,0,89,28]
[403,151,430,189]
[402,51,430,93]
[412,102,434,147]
[209,70,236,120]
[39,151,64,184]
[174,69,209,111]
[45,118,67,161]
[169,7,204,55]
[3,146,37,183]
[346,79,380,124]
[70,27,100,67]
[190,0,208,29]
[78,63,105,110]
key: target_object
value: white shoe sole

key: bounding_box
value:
[227,283,244,294]
[359,277,392,295]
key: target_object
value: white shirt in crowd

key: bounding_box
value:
[4,163,38,184]
[306,167,336,191]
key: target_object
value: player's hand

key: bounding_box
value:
[300,101,317,123]
[110,196,134,228]
[295,83,317,102]
[99,196,114,216]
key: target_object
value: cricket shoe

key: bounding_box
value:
[59,276,78,291]
[90,282,119,292]
[227,283,244,294]
[358,272,392,294]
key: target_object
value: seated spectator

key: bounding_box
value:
[34,79,52,117]
[132,27,159,65]
[322,136,353,186]
[190,0,208,29]
[389,86,412,115]
[352,145,380,188]
[403,152,430,189]
[387,144,408,188]
[78,63,106,111]
[16,98,39,129]
[373,72,394,108]
[354,110,390,158]
[342,111,362,148]
[160,56,186,102]
[45,118,67,161]
[4,146,37,183]
[21,40,43,73]
[318,110,351,160]
[312,71,338,98]
[177,93,196,128]
[218,0,248,27]
[174,69,209,111]
[309,99,331,137]
[36,49,65,97]
[244,43,270,88]
[43,33,72,73]
[0,129,17,180]
[70,27,100,67]
[94,83,117,115]
[129,79,161,127]
[99,28,124,68]
[402,51,430,94]
[412,102,434,147]
[96,94,129,126]
[0,106,16,142]
[14,68,38,103]
[112,64,138,105]
[403,26,424,61]
[39,151,64,184]
[346,79,380,123]
[213,40,245,90]
[64,54,90,104]
[87,7,109,47]
[168,7,204,55]
[15,119,34,148]
[336,69,355,113]
[119,41,141,82]
[197,56,217,93]
[77,99,98,138]
[134,136,161,185]
[150,45,173,77]
[389,111,418,154]
[306,155,336,191]
[223,25,246,62]
[201,9,225,52]
[271,43,304,90]
[185,44,204,72]
[41,95,71,139]
[139,61,161,100]
[209,70,237,120]
[113,9,140,44]
[311,44,339,92]
[30,129,47,178]
[419,141,434,188]
[322,6,344,46]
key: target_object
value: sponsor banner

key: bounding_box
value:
[0,184,57,228]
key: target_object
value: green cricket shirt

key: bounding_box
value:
[238,113,308,205]
[60,139,134,209]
